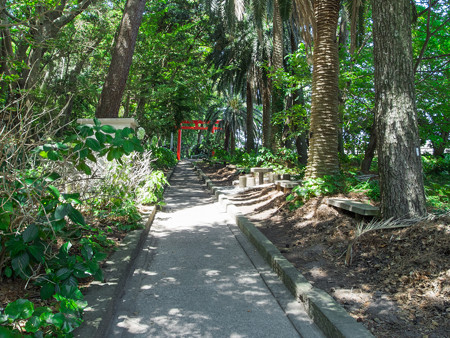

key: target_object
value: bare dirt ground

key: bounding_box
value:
[199,162,450,338]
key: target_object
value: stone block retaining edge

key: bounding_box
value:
[74,167,175,337]
[192,162,373,338]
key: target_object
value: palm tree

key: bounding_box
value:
[206,94,247,154]
[291,0,341,179]
[207,0,341,176]
[206,2,268,152]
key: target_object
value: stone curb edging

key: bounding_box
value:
[192,162,373,338]
[74,166,175,337]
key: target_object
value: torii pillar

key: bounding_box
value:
[177,120,220,160]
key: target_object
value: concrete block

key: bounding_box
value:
[239,175,247,188]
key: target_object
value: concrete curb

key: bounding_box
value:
[192,162,373,338]
[74,166,175,337]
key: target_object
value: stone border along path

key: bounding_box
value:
[74,168,175,338]
[192,162,374,338]
[77,160,326,337]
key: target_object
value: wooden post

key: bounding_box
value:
[177,129,182,160]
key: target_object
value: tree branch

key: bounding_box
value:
[53,0,98,29]
[414,0,432,74]
[417,0,439,18]
[418,53,450,60]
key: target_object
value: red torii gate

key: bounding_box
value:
[177,120,220,160]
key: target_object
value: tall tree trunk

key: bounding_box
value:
[96,0,146,118]
[294,88,309,166]
[296,136,308,165]
[373,0,426,218]
[432,130,449,157]
[337,96,345,155]
[6,0,98,106]
[224,125,231,152]
[0,24,16,99]
[230,131,236,155]
[337,6,349,156]
[288,29,308,164]
[246,80,255,152]
[305,0,340,178]
[262,71,272,149]
[270,0,284,152]
[361,122,377,173]
[123,91,131,118]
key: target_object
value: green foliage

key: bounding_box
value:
[213,147,303,175]
[35,240,106,301]
[425,181,450,213]
[35,119,144,176]
[421,155,449,212]
[86,148,170,226]
[347,178,381,202]
[0,292,86,336]
[131,0,214,139]
[286,176,342,210]
[286,171,382,210]
[0,120,147,335]
[424,163,450,213]
[413,3,450,154]
[422,154,450,175]
[137,170,169,205]
[151,146,177,169]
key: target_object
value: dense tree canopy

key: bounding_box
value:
[1,0,448,217]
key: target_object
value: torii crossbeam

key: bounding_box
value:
[177,120,220,160]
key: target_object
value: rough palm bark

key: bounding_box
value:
[96,0,147,118]
[270,0,285,151]
[304,0,340,178]
[372,0,427,218]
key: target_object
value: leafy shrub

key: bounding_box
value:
[137,170,168,205]
[286,175,342,209]
[425,181,450,213]
[150,146,177,169]
[347,177,381,201]
[422,154,450,175]
[216,147,303,175]
[0,117,146,335]
[84,148,169,216]
[0,290,87,335]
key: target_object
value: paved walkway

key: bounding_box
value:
[105,161,323,337]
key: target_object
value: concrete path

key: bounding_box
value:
[105,161,323,337]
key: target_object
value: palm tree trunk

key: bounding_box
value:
[230,131,236,155]
[271,0,284,152]
[224,125,231,152]
[246,80,255,152]
[305,0,340,178]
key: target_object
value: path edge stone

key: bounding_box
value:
[192,162,373,338]
[74,167,175,337]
